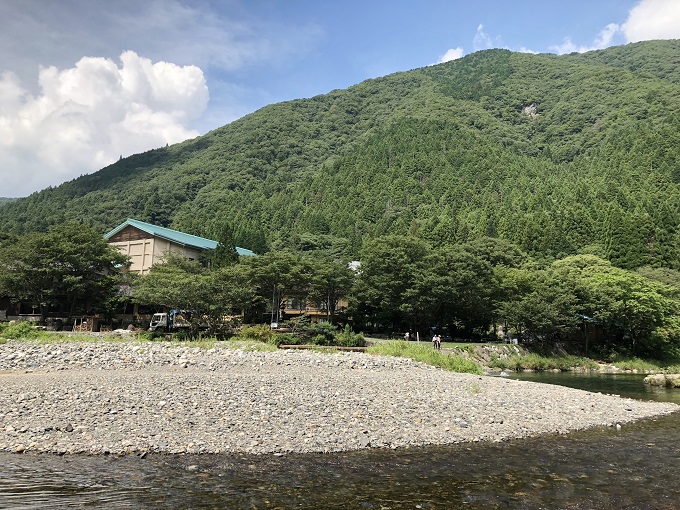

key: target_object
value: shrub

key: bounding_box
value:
[135,331,165,342]
[237,324,276,344]
[172,329,195,342]
[281,317,358,346]
[662,364,680,374]
[0,321,40,340]
[334,324,365,347]
[276,333,306,346]
[311,334,331,346]
[302,321,336,344]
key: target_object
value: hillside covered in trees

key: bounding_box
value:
[2,40,680,269]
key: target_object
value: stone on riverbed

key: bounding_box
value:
[0,340,678,456]
[643,374,680,388]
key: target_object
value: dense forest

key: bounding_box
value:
[2,40,680,270]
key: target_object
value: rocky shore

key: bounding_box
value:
[1,339,677,456]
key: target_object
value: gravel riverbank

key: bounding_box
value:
[1,340,677,455]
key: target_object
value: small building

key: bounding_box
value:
[282,297,348,323]
[105,218,255,274]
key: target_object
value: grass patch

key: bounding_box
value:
[608,357,661,372]
[662,364,680,374]
[489,353,599,372]
[367,341,482,375]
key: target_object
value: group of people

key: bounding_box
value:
[403,331,442,349]
[432,334,442,350]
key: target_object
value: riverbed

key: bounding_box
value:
[0,341,676,455]
[1,343,679,508]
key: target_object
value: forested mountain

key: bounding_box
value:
[2,40,680,268]
[0,198,18,206]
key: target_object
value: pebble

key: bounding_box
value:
[0,340,677,456]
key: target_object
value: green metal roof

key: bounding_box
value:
[104,218,256,256]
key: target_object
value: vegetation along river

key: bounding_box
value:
[0,371,677,509]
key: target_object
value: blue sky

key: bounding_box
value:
[1,0,679,197]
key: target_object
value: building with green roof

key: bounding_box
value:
[105,218,255,274]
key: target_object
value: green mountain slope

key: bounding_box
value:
[2,40,680,268]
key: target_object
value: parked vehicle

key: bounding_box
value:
[149,310,199,331]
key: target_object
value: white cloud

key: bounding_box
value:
[550,0,680,56]
[437,47,465,64]
[473,24,495,51]
[0,51,208,197]
[622,0,680,42]
[550,23,622,54]
[594,23,621,48]
[0,0,324,138]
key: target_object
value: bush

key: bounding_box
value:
[311,334,331,346]
[301,321,336,344]
[236,324,277,344]
[334,324,365,347]
[275,333,306,346]
[0,321,40,340]
[662,364,680,374]
[135,331,166,342]
[281,317,363,347]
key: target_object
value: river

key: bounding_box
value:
[1,372,678,509]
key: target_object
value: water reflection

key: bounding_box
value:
[509,371,680,404]
[1,372,679,509]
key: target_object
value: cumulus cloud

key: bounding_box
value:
[0,51,208,197]
[550,23,622,54]
[437,47,465,64]
[622,0,680,42]
[551,0,680,55]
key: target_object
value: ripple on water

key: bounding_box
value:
[0,411,679,509]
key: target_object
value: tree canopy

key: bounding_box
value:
[0,223,128,320]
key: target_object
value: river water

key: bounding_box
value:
[1,372,679,509]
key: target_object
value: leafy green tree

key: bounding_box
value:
[206,221,239,267]
[580,267,678,356]
[351,235,429,333]
[0,223,128,321]
[132,254,252,333]
[498,267,579,342]
[306,254,355,323]
[409,245,497,336]
[242,250,314,324]
[545,255,680,355]
[132,254,207,310]
[463,236,526,268]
